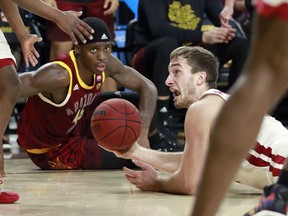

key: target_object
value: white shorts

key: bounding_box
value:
[235,160,277,190]
[0,29,16,63]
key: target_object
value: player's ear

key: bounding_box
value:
[197,71,207,85]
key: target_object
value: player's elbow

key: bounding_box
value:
[176,178,198,195]
[181,181,197,195]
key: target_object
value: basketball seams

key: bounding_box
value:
[102,101,139,115]
[91,98,143,150]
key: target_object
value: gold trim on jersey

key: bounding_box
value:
[38,61,73,107]
[26,144,62,154]
[69,50,105,89]
[70,50,95,90]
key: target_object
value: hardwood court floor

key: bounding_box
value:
[2,156,263,216]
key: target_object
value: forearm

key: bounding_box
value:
[156,171,196,195]
[12,0,63,23]
[132,146,182,173]
[138,79,157,131]
[0,0,30,41]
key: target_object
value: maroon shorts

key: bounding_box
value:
[46,0,115,41]
[26,115,135,170]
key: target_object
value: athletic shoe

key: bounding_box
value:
[243,184,288,216]
[149,129,184,152]
[0,190,19,204]
[2,136,12,152]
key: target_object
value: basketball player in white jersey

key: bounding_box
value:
[192,0,288,215]
[105,46,288,197]
[0,0,94,204]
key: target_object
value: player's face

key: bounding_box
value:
[166,57,198,109]
[77,42,112,75]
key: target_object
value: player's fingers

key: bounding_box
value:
[123,166,138,176]
[28,53,38,67]
[132,160,151,170]
[31,47,40,59]
[71,10,83,18]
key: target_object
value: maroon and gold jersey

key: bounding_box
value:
[17,50,105,151]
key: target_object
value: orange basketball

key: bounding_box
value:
[91,98,143,150]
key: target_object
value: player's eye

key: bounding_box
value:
[91,48,97,53]
[104,46,111,52]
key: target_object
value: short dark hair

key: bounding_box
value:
[170,46,219,88]
[77,17,112,45]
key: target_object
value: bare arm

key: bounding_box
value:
[12,0,94,44]
[113,142,182,173]
[123,95,225,195]
[103,0,119,15]
[0,0,42,67]
[105,56,158,148]
[19,63,70,99]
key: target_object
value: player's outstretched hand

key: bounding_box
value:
[123,160,159,191]
[20,34,42,68]
[98,142,139,160]
[55,10,94,45]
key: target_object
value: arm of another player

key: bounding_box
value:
[0,0,42,67]
[11,0,94,44]
[105,56,158,148]
[103,0,119,15]
[19,63,70,98]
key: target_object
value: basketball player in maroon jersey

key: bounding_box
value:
[191,0,288,215]
[17,17,157,170]
[0,0,94,204]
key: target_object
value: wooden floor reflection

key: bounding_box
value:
[2,157,263,216]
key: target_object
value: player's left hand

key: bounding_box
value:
[20,34,42,68]
[103,0,119,15]
[123,160,159,191]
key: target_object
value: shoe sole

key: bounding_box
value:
[3,144,12,152]
[251,210,285,216]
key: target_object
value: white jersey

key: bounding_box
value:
[200,89,288,188]
[0,29,16,63]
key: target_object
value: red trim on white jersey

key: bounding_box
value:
[256,0,288,20]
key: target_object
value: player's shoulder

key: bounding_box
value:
[105,55,126,74]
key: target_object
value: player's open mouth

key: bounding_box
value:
[172,89,180,100]
[96,63,106,72]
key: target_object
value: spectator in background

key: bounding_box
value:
[131,0,249,127]
[43,0,119,91]
[220,0,254,38]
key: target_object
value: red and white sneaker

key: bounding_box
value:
[0,190,19,204]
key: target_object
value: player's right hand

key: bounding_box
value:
[99,142,137,159]
[55,10,94,45]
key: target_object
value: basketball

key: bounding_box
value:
[91,98,143,150]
